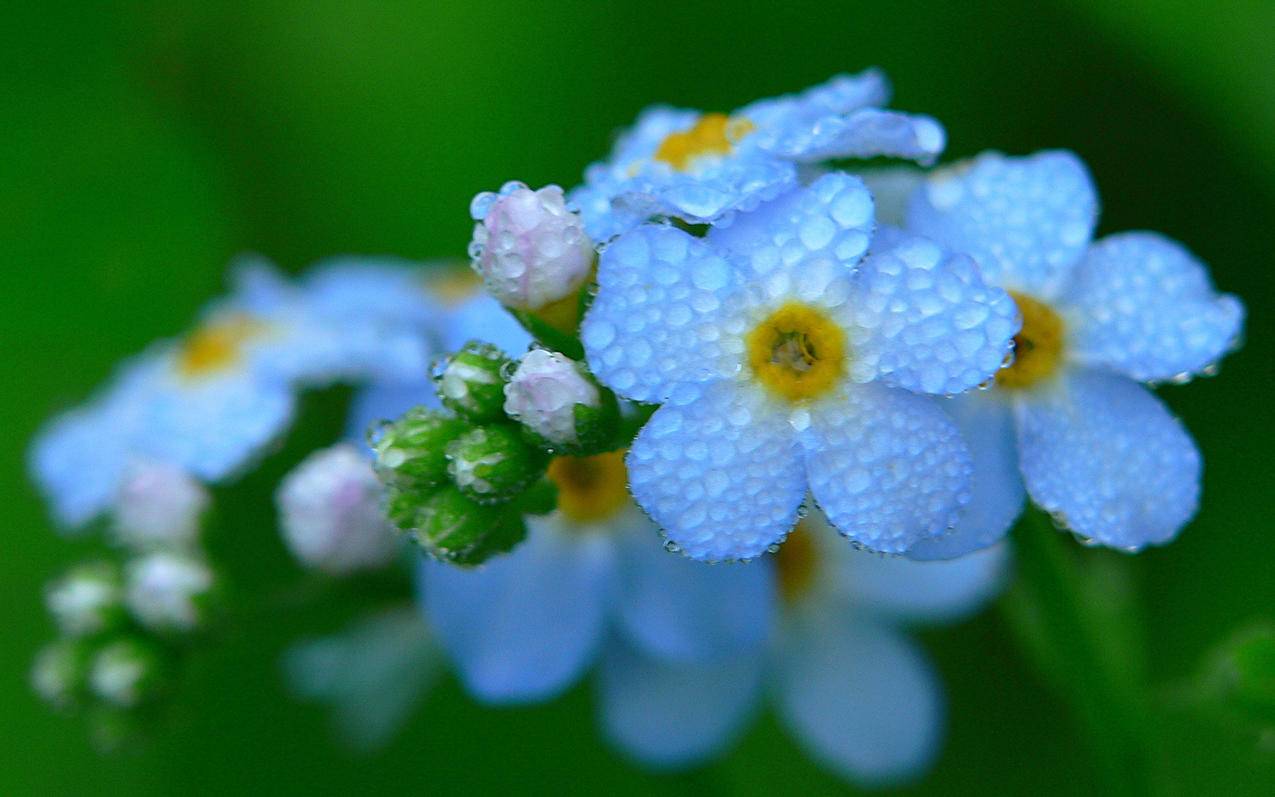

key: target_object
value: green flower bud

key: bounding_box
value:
[402,485,526,565]
[445,424,545,504]
[45,561,125,639]
[31,638,94,710]
[373,408,470,492]
[88,637,167,709]
[434,342,512,423]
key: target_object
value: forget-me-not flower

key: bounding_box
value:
[900,151,1244,556]
[597,511,1007,783]
[581,173,1020,561]
[570,68,945,241]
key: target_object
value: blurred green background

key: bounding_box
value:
[3,1,1273,793]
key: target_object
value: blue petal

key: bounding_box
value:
[418,523,615,704]
[835,543,1009,624]
[1016,368,1201,550]
[759,109,945,165]
[612,513,775,663]
[596,638,763,770]
[907,394,1024,560]
[441,293,533,356]
[774,616,943,786]
[29,401,134,528]
[345,380,438,455]
[1061,232,1245,382]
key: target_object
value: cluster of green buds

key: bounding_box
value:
[31,461,217,748]
[373,341,619,565]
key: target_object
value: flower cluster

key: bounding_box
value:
[26,68,1245,785]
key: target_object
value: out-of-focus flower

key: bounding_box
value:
[503,349,607,449]
[88,638,164,709]
[45,562,124,638]
[283,606,441,751]
[123,552,214,633]
[581,173,1018,560]
[277,444,399,575]
[112,459,209,551]
[571,69,945,240]
[418,450,772,704]
[901,151,1245,556]
[597,512,1007,784]
[469,182,594,311]
[31,639,93,711]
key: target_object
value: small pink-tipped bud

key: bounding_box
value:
[113,460,209,551]
[503,349,601,447]
[468,182,594,311]
[277,444,399,574]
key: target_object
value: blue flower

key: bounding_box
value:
[416,451,773,704]
[570,69,945,241]
[597,511,1008,784]
[901,151,1245,556]
[580,173,1019,560]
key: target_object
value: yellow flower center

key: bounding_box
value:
[774,521,819,603]
[653,113,755,171]
[746,302,846,402]
[547,450,630,524]
[996,291,1065,390]
[424,264,482,306]
[176,315,263,379]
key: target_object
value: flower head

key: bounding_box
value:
[571,69,945,240]
[469,182,595,311]
[113,460,209,551]
[277,444,399,574]
[581,173,1019,560]
[900,151,1244,554]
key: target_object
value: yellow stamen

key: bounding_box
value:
[775,521,819,603]
[653,113,755,171]
[176,315,262,378]
[548,450,630,524]
[996,291,1065,390]
[746,302,846,402]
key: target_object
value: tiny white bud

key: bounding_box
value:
[277,444,398,574]
[503,349,600,446]
[89,638,161,708]
[113,459,210,551]
[124,552,214,633]
[46,562,123,638]
[468,181,594,310]
[31,639,91,710]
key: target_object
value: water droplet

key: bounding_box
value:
[662,540,681,554]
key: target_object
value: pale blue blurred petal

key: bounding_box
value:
[835,543,1009,624]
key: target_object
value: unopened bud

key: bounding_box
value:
[31,638,93,710]
[445,425,545,503]
[89,638,165,709]
[373,408,470,492]
[46,562,124,638]
[434,342,512,423]
[401,485,526,565]
[277,444,398,574]
[124,552,214,633]
[504,349,617,453]
[113,460,209,551]
[468,182,594,311]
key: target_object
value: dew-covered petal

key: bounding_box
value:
[906,150,1097,299]
[840,234,1019,395]
[739,69,892,131]
[597,639,763,770]
[418,523,615,704]
[760,108,945,165]
[774,616,943,786]
[1016,368,1201,550]
[906,395,1025,560]
[803,383,972,554]
[835,543,1009,623]
[582,226,742,403]
[613,513,775,663]
[1061,232,1245,382]
[708,172,874,287]
[628,381,804,562]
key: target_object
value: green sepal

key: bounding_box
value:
[434,341,512,423]
[510,307,584,360]
[445,424,547,504]
[404,485,527,566]
[373,407,471,492]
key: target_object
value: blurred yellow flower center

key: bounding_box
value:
[176,315,263,379]
[996,291,1065,390]
[424,264,482,306]
[653,113,755,171]
[775,521,819,603]
[548,450,630,524]
[746,302,846,402]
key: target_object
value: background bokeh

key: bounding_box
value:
[3,1,1273,793]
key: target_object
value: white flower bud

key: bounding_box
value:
[503,349,600,446]
[124,552,214,633]
[46,562,123,638]
[277,444,398,574]
[113,460,210,551]
[89,638,162,708]
[468,181,594,310]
